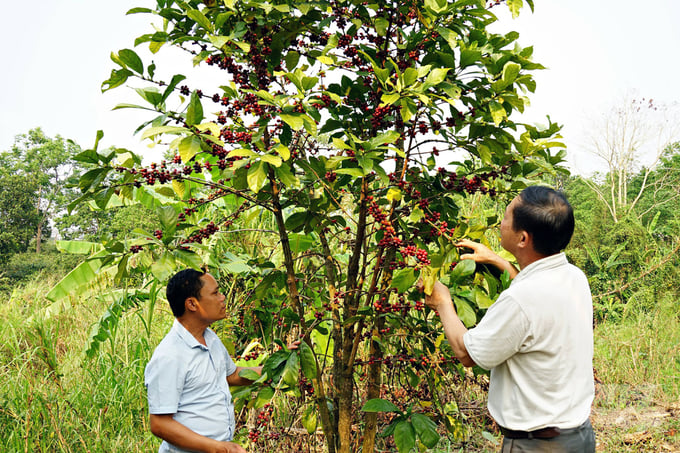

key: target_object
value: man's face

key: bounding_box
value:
[499,196,521,253]
[194,273,226,323]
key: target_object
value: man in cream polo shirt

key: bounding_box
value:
[423,186,596,452]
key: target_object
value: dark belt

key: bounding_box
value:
[500,426,562,439]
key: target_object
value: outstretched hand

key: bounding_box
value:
[456,239,519,279]
[456,239,498,264]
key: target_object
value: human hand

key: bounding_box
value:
[419,280,453,311]
[207,440,247,453]
[456,239,498,265]
[287,340,301,350]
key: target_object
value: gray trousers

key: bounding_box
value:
[501,419,595,453]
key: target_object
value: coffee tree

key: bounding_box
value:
[59,0,567,451]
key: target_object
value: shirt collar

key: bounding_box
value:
[172,319,209,350]
[511,252,568,286]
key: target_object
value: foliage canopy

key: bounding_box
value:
[56,0,568,450]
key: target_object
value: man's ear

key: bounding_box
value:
[185,297,199,313]
[517,230,531,249]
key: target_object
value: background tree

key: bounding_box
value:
[583,95,680,222]
[55,1,567,451]
[0,174,41,261]
[0,128,81,253]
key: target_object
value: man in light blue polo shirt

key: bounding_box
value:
[145,269,261,453]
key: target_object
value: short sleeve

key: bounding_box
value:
[224,347,237,377]
[463,295,530,370]
[145,352,185,415]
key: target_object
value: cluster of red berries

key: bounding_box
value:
[357,353,458,368]
[247,404,274,443]
[399,245,431,266]
[129,245,143,254]
[179,221,219,245]
[153,230,163,240]
[234,350,260,361]
[373,295,423,314]
[220,128,253,144]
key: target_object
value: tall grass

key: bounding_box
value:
[0,278,170,452]
[1,272,679,452]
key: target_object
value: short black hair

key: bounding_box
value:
[512,186,575,256]
[166,269,206,317]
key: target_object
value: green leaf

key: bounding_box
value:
[46,251,108,302]
[424,67,450,87]
[275,144,291,161]
[402,68,418,87]
[179,135,202,162]
[281,351,300,387]
[473,287,495,309]
[375,17,389,36]
[261,154,282,167]
[288,233,314,253]
[502,62,521,86]
[425,0,448,14]
[173,249,204,270]
[302,405,318,434]
[453,296,477,327]
[400,98,417,122]
[186,90,204,125]
[285,51,300,71]
[391,268,417,293]
[247,161,268,193]
[362,398,400,413]
[280,114,304,130]
[275,164,299,187]
[393,421,416,453]
[299,341,318,380]
[102,68,132,92]
[254,386,274,408]
[158,205,178,231]
[187,9,213,32]
[507,0,524,18]
[381,93,400,105]
[56,240,102,255]
[450,258,476,283]
[489,100,506,126]
[411,413,440,448]
[118,49,144,74]
[238,368,261,381]
[151,251,176,281]
[141,126,188,140]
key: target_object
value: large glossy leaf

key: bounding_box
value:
[362,398,399,413]
[46,249,110,302]
[118,49,144,74]
[393,421,416,453]
[281,351,300,387]
[453,296,477,327]
[411,413,440,448]
[56,240,103,255]
[247,161,268,193]
[186,90,204,125]
[302,404,318,434]
[298,341,317,380]
[390,268,417,292]
[449,258,476,283]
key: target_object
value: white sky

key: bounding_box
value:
[1,0,679,175]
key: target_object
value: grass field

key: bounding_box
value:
[1,276,678,452]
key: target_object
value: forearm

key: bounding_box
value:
[227,365,263,386]
[149,414,219,453]
[437,302,475,367]
[489,255,519,279]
